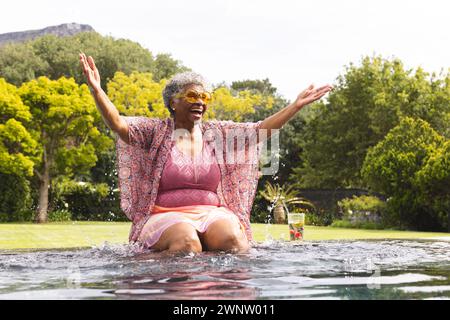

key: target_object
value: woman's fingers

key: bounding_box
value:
[79,53,99,81]
[302,84,332,98]
[87,56,96,71]
[295,83,333,107]
[79,53,90,74]
[80,58,89,76]
[315,85,332,92]
[79,52,93,72]
[312,85,332,97]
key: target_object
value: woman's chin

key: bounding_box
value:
[190,113,203,123]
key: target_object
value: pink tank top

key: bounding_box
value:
[154,140,221,207]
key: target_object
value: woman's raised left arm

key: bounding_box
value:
[259,84,332,135]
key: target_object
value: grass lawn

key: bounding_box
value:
[0,222,448,250]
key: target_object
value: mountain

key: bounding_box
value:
[0,23,95,45]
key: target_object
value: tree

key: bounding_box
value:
[231,78,277,96]
[107,71,169,118]
[415,140,450,231]
[207,86,273,122]
[292,55,450,188]
[0,78,38,217]
[0,32,188,90]
[361,117,447,230]
[18,76,113,223]
[0,43,48,86]
[152,53,191,82]
[0,78,38,176]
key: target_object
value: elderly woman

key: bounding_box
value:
[79,53,331,253]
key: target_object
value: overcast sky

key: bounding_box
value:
[1,0,449,100]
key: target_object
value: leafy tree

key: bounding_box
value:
[292,55,450,188]
[207,86,273,122]
[152,53,190,82]
[107,71,169,118]
[415,140,450,231]
[0,78,38,217]
[0,32,188,90]
[0,43,48,86]
[231,78,277,96]
[0,79,38,176]
[361,117,448,230]
[18,76,113,222]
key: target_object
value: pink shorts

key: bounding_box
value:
[137,204,245,249]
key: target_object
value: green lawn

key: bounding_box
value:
[0,222,448,250]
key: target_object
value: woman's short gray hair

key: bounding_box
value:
[162,71,211,117]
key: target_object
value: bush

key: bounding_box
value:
[0,210,34,222]
[0,173,32,222]
[362,117,448,231]
[48,209,72,222]
[338,195,386,227]
[330,219,385,230]
[305,208,335,226]
[52,179,125,221]
[251,192,273,223]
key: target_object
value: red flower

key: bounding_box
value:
[295,232,301,239]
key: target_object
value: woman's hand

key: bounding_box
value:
[259,83,333,137]
[78,52,129,143]
[293,84,333,109]
[79,52,101,92]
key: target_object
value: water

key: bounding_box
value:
[0,239,449,300]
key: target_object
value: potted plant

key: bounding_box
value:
[259,182,315,224]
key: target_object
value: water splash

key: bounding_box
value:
[0,240,449,300]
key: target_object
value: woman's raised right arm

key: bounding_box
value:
[79,52,129,144]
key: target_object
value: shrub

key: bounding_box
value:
[0,173,32,222]
[48,209,72,222]
[362,117,448,231]
[331,219,385,230]
[338,195,387,227]
[305,208,335,226]
[0,210,34,222]
[251,192,273,223]
[52,179,124,221]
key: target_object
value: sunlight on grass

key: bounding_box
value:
[251,224,450,242]
[0,222,448,250]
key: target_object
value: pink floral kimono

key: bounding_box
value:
[116,116,263,246]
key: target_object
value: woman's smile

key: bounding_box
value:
[189,105,204,120]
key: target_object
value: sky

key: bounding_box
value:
[1,0,449,100]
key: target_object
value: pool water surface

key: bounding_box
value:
[0,239,449,300]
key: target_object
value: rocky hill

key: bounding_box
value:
[0,23,95,45]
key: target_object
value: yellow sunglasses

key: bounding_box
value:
[174,89,212,104]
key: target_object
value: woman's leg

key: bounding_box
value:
[152,222,202,253]
[200,218,249,253]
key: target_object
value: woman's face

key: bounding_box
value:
[171,84,210,123]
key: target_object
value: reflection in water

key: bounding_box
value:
[0,240,449,300]
[113,268,257,300]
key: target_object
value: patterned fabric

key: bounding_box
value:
[116,117,262,243]
[137,204,244,249]
[154,140,221,207]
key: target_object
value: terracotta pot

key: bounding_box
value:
[273,204,286,224]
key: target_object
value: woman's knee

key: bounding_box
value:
[204,220,249,252]
[168,233,202,253]
[220,232,248,252]
[152,223,202,253]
